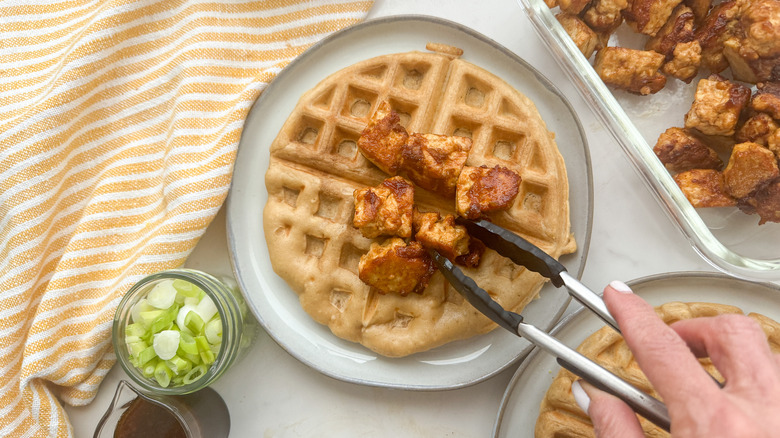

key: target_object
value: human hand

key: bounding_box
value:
[571,280,780,438]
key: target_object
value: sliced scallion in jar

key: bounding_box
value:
[123,278,224,388]
[147,280,178,309]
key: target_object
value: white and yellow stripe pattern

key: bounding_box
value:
[0,1,373,436]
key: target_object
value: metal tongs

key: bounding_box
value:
[429,218,671,432]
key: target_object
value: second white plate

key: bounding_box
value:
[493,272,780,436]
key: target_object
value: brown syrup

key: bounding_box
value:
[114,397,187,438]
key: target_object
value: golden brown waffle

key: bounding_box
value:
[263,44,576,357]
[535,302,780,437]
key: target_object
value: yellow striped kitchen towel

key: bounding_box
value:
[0,1,373,436]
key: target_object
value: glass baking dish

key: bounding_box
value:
[518,0,780,280]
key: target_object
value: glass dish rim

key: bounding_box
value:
[517,0,780,280]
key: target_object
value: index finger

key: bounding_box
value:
[603,282,720,410]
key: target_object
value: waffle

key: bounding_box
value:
[263,44,576,357]
[535,302,780,437]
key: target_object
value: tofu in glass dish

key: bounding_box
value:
[523,0,780,278]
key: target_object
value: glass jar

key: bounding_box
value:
[113,269,254,395]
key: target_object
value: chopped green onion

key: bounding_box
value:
[126,340,147,357]
[183,352,202,366]
[153,330,180,360]
[204,318,222,345]
[142,359,158,378]
[194,335,215,365]
[200,349,215,365]
[130,299,154,325]
[173,279,201,297]
[125,323,147,338]
[194,335,210,352]
[183,365,208,385]
[184,311,204,334]
[137,345,157,366]
[179,331,198,355]
[154,361,173,387]
[166,355,192,375]
[123,278,226,389]
[176,305,197,335]
[147,280,177,309]
[195,295,217,322]
[138,309,164,327]
[149,304,179,334]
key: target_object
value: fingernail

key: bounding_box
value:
[571,380,591,413]
[609,280,633,294]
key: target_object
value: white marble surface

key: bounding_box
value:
[64,0,715,436]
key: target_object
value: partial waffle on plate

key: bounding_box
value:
[263,44,576,357]
[535,302,780,438]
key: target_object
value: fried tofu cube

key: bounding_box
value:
[358,238,436,296]
[722,37,754,81]
[623,0,683,36]
[695,1,743,73]
[740,0,780,59]
[767,128,780,159]
[653,127,723,172]
[722,39,764,84]
[643,5,701,83]
[646,5,696,58]
[357,101,408,175]
[411,210,485,267]
[684,75,751,136]
[594,47,667,95]
[751,82,780,120]
[683,0,713,22]
[674,168,736,207]
[662,41,702,83]
[720,1,780,84]
[583,0,628,32]
[456,165,522,220]
[558,0,592,15]
[722,142,780,199]
[353,176,414,239]
[454,238,486,268]
[752,179,780,224]
[400,133,471,197]
[556,13,601,59]
[413,211,470,261]
[736,113,779,145]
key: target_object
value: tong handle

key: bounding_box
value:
[516,322,671,432]
[559,271,620,333]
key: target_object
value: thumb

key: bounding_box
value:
[572,380,646,438]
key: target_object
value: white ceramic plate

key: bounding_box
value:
[493,272,780,436]
[226,15,593,390]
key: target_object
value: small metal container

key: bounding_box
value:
[93,380,230,438]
